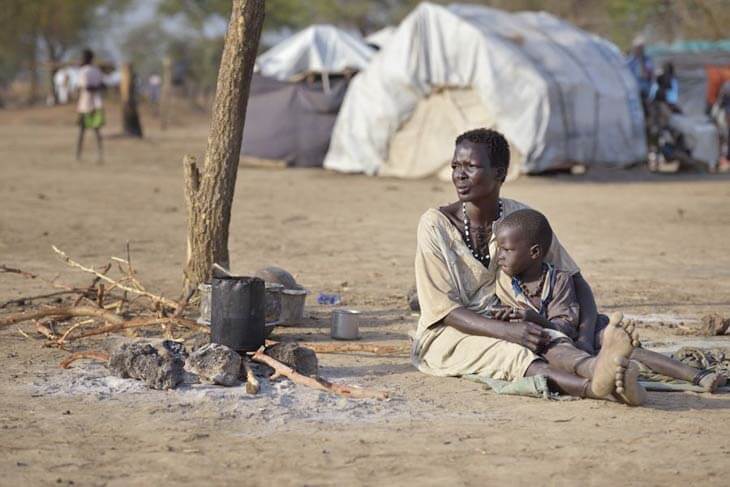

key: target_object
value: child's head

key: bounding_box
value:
[495,208,553,277]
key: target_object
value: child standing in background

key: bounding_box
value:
[76,48,105,163]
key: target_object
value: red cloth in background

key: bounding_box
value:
[706,65,730,105]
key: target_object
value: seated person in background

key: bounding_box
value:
[646,62,690,169]
[491,209,727,393]
[649,62,681,113]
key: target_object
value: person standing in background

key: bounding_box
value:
[76,48,105,163]
[626,37,654,111]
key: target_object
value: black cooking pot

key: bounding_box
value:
[210,275,265,352]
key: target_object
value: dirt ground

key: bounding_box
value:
[2,103,730,486]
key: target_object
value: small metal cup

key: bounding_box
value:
[331,309,361,340]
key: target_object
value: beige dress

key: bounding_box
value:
[412,198,579,380]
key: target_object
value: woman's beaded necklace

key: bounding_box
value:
[462,199,503,268]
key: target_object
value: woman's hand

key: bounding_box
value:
[443,307,548,353]
[488,307,539,325]
[503,321,550,353]
[488,306,515,321]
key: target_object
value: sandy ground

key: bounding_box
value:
[2,103,730,486]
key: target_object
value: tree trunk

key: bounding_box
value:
[120,63,143,137]
[48,66,59,105]
[160,56,173,130]
[27,53,39,106]
[182,0,265,288]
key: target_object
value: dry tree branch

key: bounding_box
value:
[52,246,178,310]
[63,316,206,342]
[16,327,32,339]
[251,351,389,400]
[2,304,205,342]
[0,305,126,328]
[35,320,58,340]
[64,318,175,341]
[57,320,88,344]
[161,286,196,338]
[60,351,110,369]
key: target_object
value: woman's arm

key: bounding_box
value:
[573,273,597,354]
[443,307,549,353]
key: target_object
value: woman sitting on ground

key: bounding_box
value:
[412,128,723,404]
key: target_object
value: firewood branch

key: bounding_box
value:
[52,245,178,310]
[0,305,126,328]
[251,351,388,400]
[242,356,259,394]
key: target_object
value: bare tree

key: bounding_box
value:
[120,63,143,137]
[159,56,173,130]
[182,0,265,288]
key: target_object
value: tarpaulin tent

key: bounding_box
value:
[324,2,647,179]
[241,74,349,167]
[241,25,375,167]
[255,25,374,81]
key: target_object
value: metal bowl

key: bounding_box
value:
[331,309,361,340]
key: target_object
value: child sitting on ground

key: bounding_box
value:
[490,208,579,342]
[491,208,727,392]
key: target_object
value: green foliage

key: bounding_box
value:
[0,0,131,93]
[2,0,728,100]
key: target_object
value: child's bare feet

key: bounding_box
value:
[590,312,639,397]
[614,359,647,406]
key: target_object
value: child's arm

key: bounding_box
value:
[494,273,581,338]
[542,272,580,339]
[573,274,597,353]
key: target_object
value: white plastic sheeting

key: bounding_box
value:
[256,25,375,80]
[324,2,647,177]
[668,114,720,169]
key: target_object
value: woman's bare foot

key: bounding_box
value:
[590,312,639,397]
[698,372,727,393]
[614,359,647,406]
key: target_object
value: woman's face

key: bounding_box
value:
[451,141,504,203]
